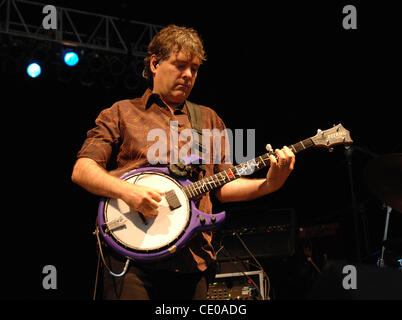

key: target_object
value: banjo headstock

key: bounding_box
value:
[311,123,353,150]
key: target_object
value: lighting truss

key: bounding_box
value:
[0,0,163,56]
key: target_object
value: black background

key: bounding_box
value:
[1,1,401,300]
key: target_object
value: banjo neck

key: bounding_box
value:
[182,138,315,200]
[182,122,353,200]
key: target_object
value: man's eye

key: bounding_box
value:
[176,63,198,74]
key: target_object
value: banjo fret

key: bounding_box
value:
[182,139,318,200]
[182,154,273,199]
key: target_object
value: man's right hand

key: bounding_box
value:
[121,184,164,219]
[72,158,164,220]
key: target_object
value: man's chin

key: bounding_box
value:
[170,90,189,103]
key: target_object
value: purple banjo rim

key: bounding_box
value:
[97,166,226,263]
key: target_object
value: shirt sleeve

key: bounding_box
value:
[76,104,121,169]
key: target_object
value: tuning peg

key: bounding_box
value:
[266,144,273,152]
[317,129,325,137]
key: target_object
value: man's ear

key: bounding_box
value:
[150,55,159,74]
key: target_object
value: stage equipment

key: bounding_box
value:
[215,208,296,261]
[345,145,362,262]
[63,51,79,67]
[26,62,41,78]
[0,0,162,56]
[0,0,163,85]
[365,153,402,268]
[207,270,266,300]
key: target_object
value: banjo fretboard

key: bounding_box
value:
[182,138,314,199]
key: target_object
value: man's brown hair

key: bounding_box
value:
[143,25,206,84]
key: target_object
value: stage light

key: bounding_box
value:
[63,51,79,67]
[26,62,41,78]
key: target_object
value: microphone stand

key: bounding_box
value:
[344,146,362,263]
[377,206,392,268]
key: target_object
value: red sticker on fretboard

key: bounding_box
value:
[226,171,234,179]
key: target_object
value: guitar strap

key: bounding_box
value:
[186,100,208,180]
[168,100,206,179]
[185,100,205,157]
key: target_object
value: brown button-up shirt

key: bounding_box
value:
[77,89,233,272]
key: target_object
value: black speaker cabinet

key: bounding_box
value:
[214,207,296,261]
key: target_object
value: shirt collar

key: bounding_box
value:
[143,88,186,113]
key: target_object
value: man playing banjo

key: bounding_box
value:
[72,25,295,300]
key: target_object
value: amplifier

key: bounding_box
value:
[207,270,266,300]
[214,207,296,261]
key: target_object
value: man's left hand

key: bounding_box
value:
[266,146,296,192]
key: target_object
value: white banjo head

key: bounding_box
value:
[104,171,190,251]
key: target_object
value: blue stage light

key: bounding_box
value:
[64,51,79,67]
[26,62,41,78]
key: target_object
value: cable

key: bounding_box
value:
[92,244,101,300]
[218,247,264,300]
[94,226,130,277]
[233,232,271,300]
[216,239,270,300]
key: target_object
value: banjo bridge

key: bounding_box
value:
[165,189,181,210]
[104,217,127,232]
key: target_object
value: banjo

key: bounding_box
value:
[97,124,352,265]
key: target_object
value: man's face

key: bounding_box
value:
[151,50,200,106]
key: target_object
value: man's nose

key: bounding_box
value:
[182,66,193,79]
